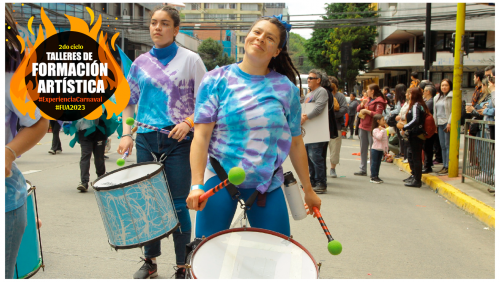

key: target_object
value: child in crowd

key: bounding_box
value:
[370,114,389,184]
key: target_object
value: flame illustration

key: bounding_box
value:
[11,7,130,121]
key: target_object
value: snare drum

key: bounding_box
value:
[186,228,319,279]
[14,181,43,279]
[93,162,179,249]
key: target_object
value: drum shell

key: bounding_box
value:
[93,162,179,249]
[14,182,42,279]
[187,228,319,279]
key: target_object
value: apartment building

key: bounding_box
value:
[358,3,495,97]
[12,3,201,62]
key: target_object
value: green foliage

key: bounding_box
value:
[198,38,236,71]
[288,32,315,74]
[305,3,377,90]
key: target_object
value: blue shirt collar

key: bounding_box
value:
[149,42,179,66]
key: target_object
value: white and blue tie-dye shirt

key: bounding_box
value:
[127,43,206,133]
[194,63,302,193]
[5,72,42,212]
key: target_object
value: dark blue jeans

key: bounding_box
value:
[306,142,328,185]
[136,128,193,265]
[370,149,384,178]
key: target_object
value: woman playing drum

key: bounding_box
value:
[5,5,49,278]
[186,16,321,238]
[117,5,206,279]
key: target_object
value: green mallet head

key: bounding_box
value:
[116,158,125,166]
[125,117,135,126]
[327,240,342,255]
[228,167,246,185]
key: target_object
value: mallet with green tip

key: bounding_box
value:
[125,117,191,140]
[116,150,129,166]
[187,167,246,209]
[312,207,342,255]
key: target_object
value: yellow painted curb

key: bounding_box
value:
[394,159,495,228]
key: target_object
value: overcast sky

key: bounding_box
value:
[286,1,327,40]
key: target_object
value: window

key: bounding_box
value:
[241,4,259,11]
[185,14,201,20]
[443,72,453,81]
[471,32,487,49]
[431,72,442,84]
[241,14,259,22]
[186,3,200,10]
[435,33,444,50]
[462,72,470,88]
[239,36,246,43]
[206,14,236,20]
[229,4,236,9]
[239,47,245,54]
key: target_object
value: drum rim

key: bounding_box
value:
[92,161,164,191]
[107,222,181,250]
[189,227,319,279]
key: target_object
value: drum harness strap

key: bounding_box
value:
[209,157,279,225]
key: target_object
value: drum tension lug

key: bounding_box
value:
[185,264,191,269]
[201,235,206,240]
[317,262,322,272]
[288,235,293,241]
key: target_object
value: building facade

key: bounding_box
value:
[12,3,201,63]
[358,3,495,99]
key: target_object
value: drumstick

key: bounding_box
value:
[125,117,191,140]
[116,150,129,166]
[312,207,342,255]
[187,167,246,209]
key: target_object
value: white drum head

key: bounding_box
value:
[94,163,162,188]
[190,228,318,279]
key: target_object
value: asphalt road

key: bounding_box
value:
[15,133,494,279]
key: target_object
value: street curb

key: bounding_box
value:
[393,159,495,229]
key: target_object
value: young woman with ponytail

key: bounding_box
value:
[186,15,321,237]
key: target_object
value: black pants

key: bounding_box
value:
[433,134,443,162]
[423,133,437,169]
[79,130,106,184]
[408,136,425,183]
[355,116,360,136]
[348,115,355,136]
[395,128,407,158]
[50,120,62,151]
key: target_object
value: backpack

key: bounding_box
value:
[424,112,436,139]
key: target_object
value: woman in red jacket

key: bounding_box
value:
[354,84,388,176]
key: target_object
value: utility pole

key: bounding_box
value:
[423,3,431,80]
[448,3,465,177]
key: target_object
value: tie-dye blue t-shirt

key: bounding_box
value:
[127,44,206,133]
[194,63,302,194]
[5,72,42,212]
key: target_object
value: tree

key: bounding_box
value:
[324,4,377,92]
[305,4,377,91]
[198,38,235,71]
[288,32,315,74]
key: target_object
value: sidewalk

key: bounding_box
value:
[394,157,495,228]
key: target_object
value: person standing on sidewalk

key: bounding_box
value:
[410,71,421,89]
[398,87,429,188]
[326,76,348,178]
[117,5,207,279]
[355,84,387,176]
[422,83,437,174]
[48,120,62,154]
[370,114,389,184]
[347,93,359,139]
[433,78,453,176]
[302,69,329,192]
